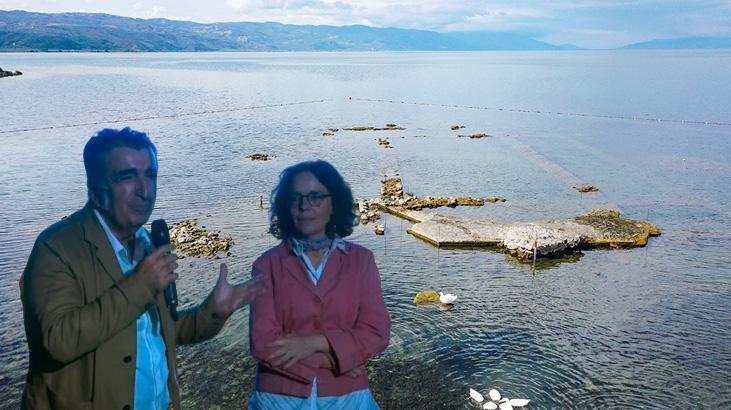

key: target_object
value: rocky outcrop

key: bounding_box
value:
[343,124,406,131]
[380,177,404,202]
[246,154,274,161]
[574,185,598,192]
[457,133,491,139]
[356,199,382,224]
[169,219,234,258]
[413,290,440,304]
[0,67,22,78]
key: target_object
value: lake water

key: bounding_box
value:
[0,51,730,409]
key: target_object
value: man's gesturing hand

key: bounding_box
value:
[136,244,178,293]
[210,263,264,320]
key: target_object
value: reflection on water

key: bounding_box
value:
[1,51,730,409]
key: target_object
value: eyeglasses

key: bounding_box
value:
[289,192,331,208]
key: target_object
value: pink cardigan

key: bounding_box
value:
[249,240,391,397]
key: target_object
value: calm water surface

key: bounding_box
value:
[0,51,730,409]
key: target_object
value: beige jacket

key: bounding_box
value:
[20,205,226,409]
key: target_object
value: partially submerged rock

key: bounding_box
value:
[343,124,406,131]
[574,185,599,193]
[169,219,234,258]
[381,177,404,202]
[322,128,339,136]
[575,208,661,247]
[457,133,491,139]
[413,290,440,305]
[374,224,385,235]
[246,154,274,161]
[450,125,465,130]
[502,224,584,259]
[377,138,393,148]
[0,67,22,78]
[356,199,382,224]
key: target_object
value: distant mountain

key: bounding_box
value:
[445,32,582,50]
[0,10,571,51]
[623,36,731,49]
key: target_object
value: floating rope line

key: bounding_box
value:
[0,99,330,135]
[349,97,731,127]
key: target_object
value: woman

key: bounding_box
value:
[248,160,391,409]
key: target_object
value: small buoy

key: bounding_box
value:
[469,388,484,403]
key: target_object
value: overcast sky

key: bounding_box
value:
[1,1,729,48]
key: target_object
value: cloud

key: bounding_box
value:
[1,0,730,48]
[443,6,548,32]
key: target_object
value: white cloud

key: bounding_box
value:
[1,0,730,48]
[443,6,547,32]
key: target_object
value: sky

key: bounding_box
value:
[1,1,730,49]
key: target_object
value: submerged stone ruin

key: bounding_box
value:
[356,174,507,225]
[356,175,659,262]
[395,207,660,261]
[332,121,659,262]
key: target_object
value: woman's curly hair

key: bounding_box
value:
[269,160,358,239]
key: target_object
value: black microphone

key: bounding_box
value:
[150,219,178,321]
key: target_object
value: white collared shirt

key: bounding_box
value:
[94,210,170,410]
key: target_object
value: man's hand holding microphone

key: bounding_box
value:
[135,219,264,321]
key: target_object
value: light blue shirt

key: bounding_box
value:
[94,210,170,410]
[248,238,379,410]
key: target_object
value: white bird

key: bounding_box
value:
[439,291,458,304]
[489,389,501,402]
[469,388,484,403]
[483,402,498,410]
[498,402,513,410]
[509,399,530,407]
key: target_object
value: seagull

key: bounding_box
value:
[469,387,530,409]
[439,291,458,304]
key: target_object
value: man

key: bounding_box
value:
[20,127,262,409]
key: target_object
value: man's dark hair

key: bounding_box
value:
[83,127,157,201]
[270,160,358,239]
